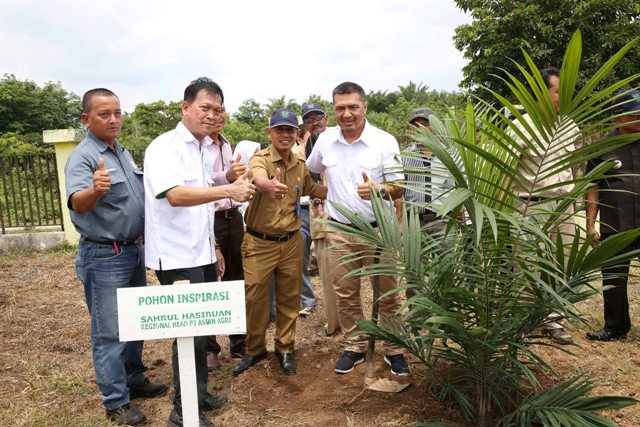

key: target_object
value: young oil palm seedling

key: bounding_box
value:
[331,30,640,426]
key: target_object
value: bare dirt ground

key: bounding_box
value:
[1,248,639,427]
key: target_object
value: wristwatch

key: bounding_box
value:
[379,186,387,198]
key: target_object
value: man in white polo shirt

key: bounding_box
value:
[144,77,255,427]
[306,81,410,376]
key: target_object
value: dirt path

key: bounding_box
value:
[1,250,639,426]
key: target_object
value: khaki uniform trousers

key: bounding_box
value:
[242,232,303,355]
[311,202,340,335]
[325,229,403,354]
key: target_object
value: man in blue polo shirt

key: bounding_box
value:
[65,88,167,426]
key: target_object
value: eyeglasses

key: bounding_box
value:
[303,114,325,125]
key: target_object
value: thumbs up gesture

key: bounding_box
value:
[226,153,247,183]
[357,171,381,200]
[92,157,111,196]
[271,167,289,200]
[228,169,255,202]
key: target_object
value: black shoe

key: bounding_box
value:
[129,378,168,399]
[334,351,365,374]
[201,393,228,412]
[586,329,627,342]
[384,354,411,376]
[232,352,268,376]
[276,352,297,375]
[106,403,147,426]
[167,409,215,427]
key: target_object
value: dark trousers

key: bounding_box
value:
[601,234,640,334]
[207,212,246,355]
[156,264,218,411]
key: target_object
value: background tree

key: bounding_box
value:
[233,98,266,127]
[0,74,81,134]
[365,83,465,142]
[453,0,640,100]
[0,74,81,153]
[118,100,182,151]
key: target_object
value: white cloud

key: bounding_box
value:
[0,0,471,113]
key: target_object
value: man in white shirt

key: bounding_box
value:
[306,81,410,376]
[510,67,581,346]
[144,77,255,427]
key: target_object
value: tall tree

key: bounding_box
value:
[119,100,182,150]
[0,74,81,134]
[453,0,640,99]
[233,98,265,126]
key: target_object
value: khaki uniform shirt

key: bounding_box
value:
[245,145,319,235]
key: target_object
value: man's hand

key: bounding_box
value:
[215,248,225,279]
[357,171,380,200]
[270,167,289,200]
[228,170,255,202]
[586,223,601,248]
[226,154,247,183]
[93,157,111,196]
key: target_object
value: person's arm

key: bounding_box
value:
[165,170,255,206]
[70,158,111,213]
[585,187,600,244]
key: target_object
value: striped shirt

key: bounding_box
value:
[402,143,454,213]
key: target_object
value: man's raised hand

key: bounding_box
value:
[226,153,247,182]
[271,167,288,200]
[93,157,111,196]
[357,171,379,200]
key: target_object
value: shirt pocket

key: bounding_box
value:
[357,156,383,182]
[104,173,129,203]
[184,173,202,188]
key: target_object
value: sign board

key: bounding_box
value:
[116,280,246,341]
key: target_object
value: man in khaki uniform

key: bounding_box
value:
[233,108,327,376]
[294,103,341,335]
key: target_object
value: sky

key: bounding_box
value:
[0,0,471,114]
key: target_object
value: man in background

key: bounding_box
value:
[204,96,248,370]
[585,89,640,341]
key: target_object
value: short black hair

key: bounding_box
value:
[184,77,224,104]
[540,67,560,89]
[332,81,366,102]
[82,88,118,114]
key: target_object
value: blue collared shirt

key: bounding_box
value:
[65,130,144,241]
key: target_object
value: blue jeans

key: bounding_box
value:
[75,239,147,410]
[300,207,315,309]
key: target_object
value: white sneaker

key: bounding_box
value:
[298,306,315,317]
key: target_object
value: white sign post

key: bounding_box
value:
[117,280,246,427]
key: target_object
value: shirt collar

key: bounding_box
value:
[176,121,213,147]
[337,120,372,146]
[268,144,298,165]
[86,130,121,154]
